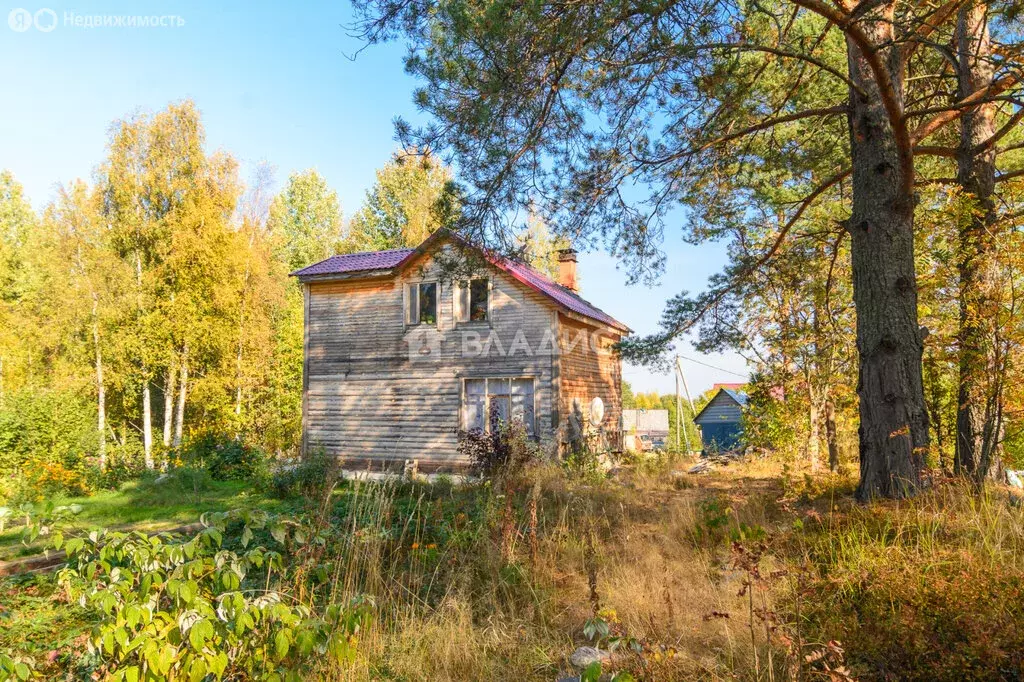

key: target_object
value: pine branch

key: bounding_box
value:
[909,74,1023,143]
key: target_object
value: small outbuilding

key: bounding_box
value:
[693,387,747,453]
[622,409,670,451]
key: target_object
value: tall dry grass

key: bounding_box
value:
[287,459,1024,681]
[294,460,787,681]
[793,475,1024,681]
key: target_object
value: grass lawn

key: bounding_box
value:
[0,476,290,560]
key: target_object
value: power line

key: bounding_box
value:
[623,354,749,380]
[675,354,748,379]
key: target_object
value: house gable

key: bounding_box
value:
[693,389,746,425]
[293,230,630,333]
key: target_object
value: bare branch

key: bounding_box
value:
[899,0,969,62]
[996,168,1024,183]
[975,108,1024,154]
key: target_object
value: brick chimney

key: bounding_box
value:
[557,248,578,292]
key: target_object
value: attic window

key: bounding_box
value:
[418,283,437,324]
[405,282,438,326]
[456,278,490,323]
[469,279,488,321]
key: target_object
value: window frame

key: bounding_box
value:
[459,376,536,437]
[417,281,438,325]
[469,278,489,322]
[455,277,492,326]
[405,280,440,328]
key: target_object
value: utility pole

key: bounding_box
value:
[675,369,682,451]
[674,356,697,454]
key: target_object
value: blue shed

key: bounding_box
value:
[693,388,747,453]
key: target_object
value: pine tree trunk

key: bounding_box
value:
[174,346,188,448]
[163,363,175,448]
[954,1,1003,483]
[826,399,840,472]
[92,296,106,470]
[846,12,929,500]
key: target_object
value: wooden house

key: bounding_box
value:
[292,230,631,472]
[693,387,748,453]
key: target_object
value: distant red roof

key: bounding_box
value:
[713,383,746,391]
[291,231,630,332]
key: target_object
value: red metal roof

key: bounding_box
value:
[713,382,746,391]
[290,248,415,277]
[291,233,630,332]
[490,254,628,331]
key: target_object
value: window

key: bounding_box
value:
[405,282,438,325]
[456,278,490,323]
[418,283,437,324]
[462,377,535,436]
[469,279,489,321]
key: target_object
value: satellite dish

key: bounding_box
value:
[589,397,605,425]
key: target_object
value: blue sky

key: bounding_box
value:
[1,0,747,394]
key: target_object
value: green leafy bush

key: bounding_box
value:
[741,372,798,456]
[0,389,96,475]
[693,496,731,547]
[267,449,339,501]
[179,432,269,482]
[0,388,98,501]
[131,467,215,505]
[0,652,36,681]
[56,509,374,680]
[97,437,147,490]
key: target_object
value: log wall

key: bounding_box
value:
[557,314,625,450]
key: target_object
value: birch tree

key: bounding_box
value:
[348,149,459,250]
[0,171,40,401]
[268,170,344,272]
[44,182,127,469]
[100,101,243,462]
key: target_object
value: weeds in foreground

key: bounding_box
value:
[792,477,1024,681]
[6,461,1024,680]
